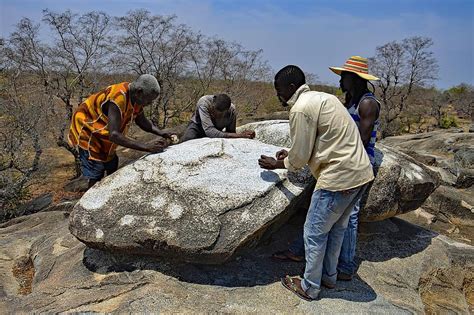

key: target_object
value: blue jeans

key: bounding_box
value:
[300,185,367,299]
[78,148,119,181]
[288,199,361,275]
[337,199,360,275]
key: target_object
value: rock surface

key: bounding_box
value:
[0,193,53,223]
[455,147,474,169]
[381,129,474,243]
[70,138,315,264]
[238,120,440,222]
[422,185,474,227]
[1,211,473,313]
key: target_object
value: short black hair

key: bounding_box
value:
[214,94,231,111]
[274,65,306,88]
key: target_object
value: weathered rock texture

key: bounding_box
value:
[70,138,314,264]
[381,128,474,188]
[238,120,440,221]
[381,129,474,243]
[1,211,473,313]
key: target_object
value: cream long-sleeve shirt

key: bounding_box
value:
[283,84,374,191]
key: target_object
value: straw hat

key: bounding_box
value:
[329,56,379,81]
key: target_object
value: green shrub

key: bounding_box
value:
[439,115,458,129]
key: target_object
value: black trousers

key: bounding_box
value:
[182,122,206,142]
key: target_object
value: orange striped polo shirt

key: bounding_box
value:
[68,82,143,162]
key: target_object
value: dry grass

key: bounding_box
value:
[27,147,78,202]
[12,256,35,296]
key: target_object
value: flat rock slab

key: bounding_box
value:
[2,211,473,313]
[69,138,314,264]
[238,120,440,221]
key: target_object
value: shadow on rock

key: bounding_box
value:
[259,170,281,182]
[318,276,377,302]
[82,212,377,303]
[357,217,437,263]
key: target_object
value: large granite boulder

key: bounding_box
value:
[238,120,440,222]
[69,138,314,264]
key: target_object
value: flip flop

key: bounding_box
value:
[281,276,313,302]
[271,250,304,262]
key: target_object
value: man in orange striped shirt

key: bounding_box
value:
[68,74,173,188]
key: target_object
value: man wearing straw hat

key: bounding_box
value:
[329,56,381,281]
[271,56,380,283]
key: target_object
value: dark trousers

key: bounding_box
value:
[78,148,118,181]
[182,122,206,142]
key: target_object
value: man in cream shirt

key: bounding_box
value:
[258,65,374,301]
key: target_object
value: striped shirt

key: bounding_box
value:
[68,82,143,162]
[347,93,380,165]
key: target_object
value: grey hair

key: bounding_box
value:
[130,74,161,95]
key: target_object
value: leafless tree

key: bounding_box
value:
[370,36,439,137]
[115,9,270,127]
[192,38,270,115]
[3,12,112,177]
[1,8,271,197]
[41,10,111,175]
[114,10,197,127]
[446,84,474,120]
[0,50,44,213]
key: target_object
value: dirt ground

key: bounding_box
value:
[27,147,82,203]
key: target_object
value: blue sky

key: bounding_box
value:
[1,0,473,88]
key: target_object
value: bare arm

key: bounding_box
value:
[358,98,379,147]
[135,111,173,138]
[106,102,165,153]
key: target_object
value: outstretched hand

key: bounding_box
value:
[241,130,256,139]
[159,131,176,139]
[147,138,168,153]
[258,155,278,170]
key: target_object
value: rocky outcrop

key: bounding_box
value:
[1,211,473,313]
[238,120,440,222]
[0,193,53,224]
[69,138,315,264]
[238,111,290,126]
[381,129,474,242]
[380,129,474,187]
[70,121,439,263]
[422,185,474,227]
[455,147,474,169]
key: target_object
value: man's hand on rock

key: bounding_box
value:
[259,155,279,170]
[241,130,256,139]
[147,139,168,153]
[276,149,288,160]
[159,131,175,139]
